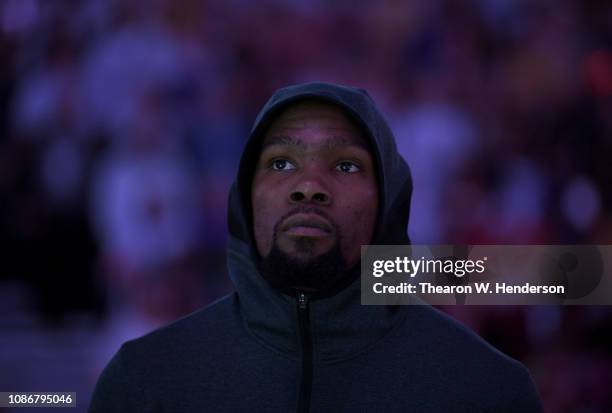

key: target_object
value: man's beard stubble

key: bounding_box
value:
[257,209,349,293]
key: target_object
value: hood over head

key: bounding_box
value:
[228,82,412,265]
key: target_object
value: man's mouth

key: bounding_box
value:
[280,213,334,238]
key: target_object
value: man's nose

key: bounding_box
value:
[289,177,331,206]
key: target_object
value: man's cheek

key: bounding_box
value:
[252,205,273,255]
[345,205,376,242]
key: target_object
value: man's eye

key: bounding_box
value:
[271,159,296,171]
[336,161,360,173]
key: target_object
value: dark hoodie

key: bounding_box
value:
[89,82,543,413]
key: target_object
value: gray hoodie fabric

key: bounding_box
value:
[89,82,543,412]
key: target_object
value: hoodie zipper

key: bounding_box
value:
[297,292,312,413]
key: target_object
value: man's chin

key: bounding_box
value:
[258,239,348,293]
[279,246,333,263]
[277,234,335,257]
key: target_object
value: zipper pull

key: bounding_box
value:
[298,292,308,310]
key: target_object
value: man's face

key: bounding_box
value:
[252,101,378,275]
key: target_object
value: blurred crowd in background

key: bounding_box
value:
[0,0,611,411]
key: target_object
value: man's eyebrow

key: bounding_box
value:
[261,136,307,152]
[261,136,370,152]
[323,136,370,151]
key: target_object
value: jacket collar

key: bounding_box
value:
[228,236,407,362]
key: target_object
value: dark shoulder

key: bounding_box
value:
[382,305,543,412]
[89,294,242,412]
[119,293,240,360]
[398,305,535,385]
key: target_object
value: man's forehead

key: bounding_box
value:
[261,100,370,150]
[261,135,370,153]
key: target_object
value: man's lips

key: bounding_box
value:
[285,226,330,237]
[280,213,334,237]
